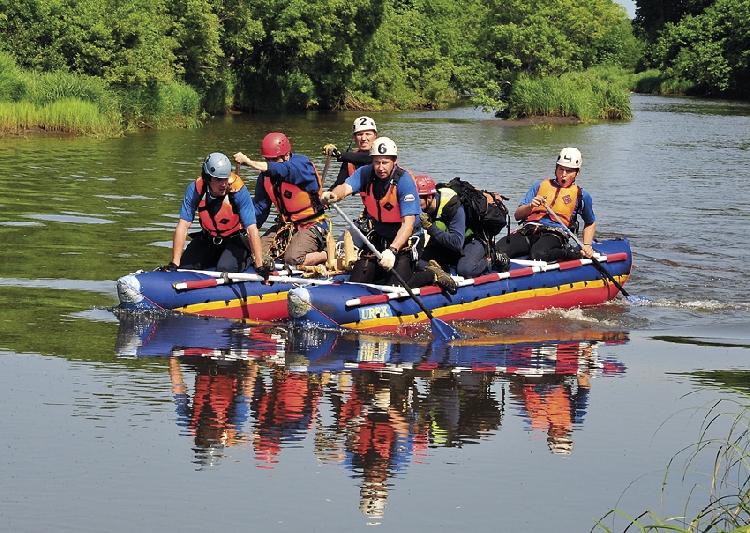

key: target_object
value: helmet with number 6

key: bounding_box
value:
[369,137,398,157]
[556,147,582,169]
[352,116,377,134]
[202,152,232,179]
[414,175,437,197]
[261,132,292,159]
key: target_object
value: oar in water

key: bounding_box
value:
[543,204,649,304]
[330,203,461,341]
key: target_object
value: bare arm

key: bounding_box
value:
[234,152,268,172]
[246,224,265,269]
[514,194,546,221]
[171,218,192,266]
[580,222,596,258]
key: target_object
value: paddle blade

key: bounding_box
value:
[625,294,651,306]
[430,318,461,341]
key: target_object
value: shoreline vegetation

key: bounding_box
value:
[2,0,747,137]
[0,53,686,137]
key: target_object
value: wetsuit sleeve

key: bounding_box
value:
[426,203,465,253]
[330,163,349,190]
[179,182,200,222]
[340,151,372,167]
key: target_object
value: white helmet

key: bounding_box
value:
[352,116,377,134]
[556,147,582,169]
[370,136,397,157]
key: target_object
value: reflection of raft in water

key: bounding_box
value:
[286,325,628,378]
[287,238,632,333]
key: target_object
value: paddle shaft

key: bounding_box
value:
[543,204,631,297]
[331,204,438,321]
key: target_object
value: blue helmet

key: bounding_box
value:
[202,152,232,179]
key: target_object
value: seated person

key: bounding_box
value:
[496,147,596,262]
[410,175,511,293]
[322,137,421,287]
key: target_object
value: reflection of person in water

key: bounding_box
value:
[252,366,322,468]
[169,357,261,467]
[509,341,599,454]
[314,371,420,520]
[421,368,504,446]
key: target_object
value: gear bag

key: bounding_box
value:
[438,177,509,240]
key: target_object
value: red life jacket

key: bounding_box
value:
[262,163,324,223]
[360,167,411,224]
[525,179,581,228]
[196,173,244,237]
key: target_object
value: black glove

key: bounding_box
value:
[255,254,275,281]
[156,262,177,272]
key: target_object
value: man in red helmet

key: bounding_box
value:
[234,133,328,267]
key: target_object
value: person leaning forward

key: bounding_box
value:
[160,152,272,279]
[321,136,422,286]
[234,132,329,268]
[496,147,596,262]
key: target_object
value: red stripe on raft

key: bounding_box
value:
[418,361,439,370]
[604,252,628,262]
[178,278,220,290]
[358,362,386,370]
[473,273,502,286]
[472,362,498,372]
[509,267,535,278]
[352,294,390,306]
[418,286,443,297]
[558,259,585,270]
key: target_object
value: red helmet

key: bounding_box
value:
[261,132,291,159]
[415,175,437,197]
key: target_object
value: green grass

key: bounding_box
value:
[0,51,203,136]
[594,396,750,532]
[506,68,633,121]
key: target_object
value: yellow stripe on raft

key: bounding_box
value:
[178,291,289,314]
[339,275,629,331]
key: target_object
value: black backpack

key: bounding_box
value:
[438,177,509,241]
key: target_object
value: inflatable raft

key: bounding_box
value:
[116,266,340,321]
[287,238,632,333]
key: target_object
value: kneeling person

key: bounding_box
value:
[163,152,270,278]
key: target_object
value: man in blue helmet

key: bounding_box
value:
[160,152,272,277]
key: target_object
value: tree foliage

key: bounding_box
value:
[651,0,750,96]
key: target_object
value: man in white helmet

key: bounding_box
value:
[323,116,378,189]
[322,137,422,285]
[496,147,596,262]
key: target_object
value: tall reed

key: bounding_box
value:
[594,395,750,533]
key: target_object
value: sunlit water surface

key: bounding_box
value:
[1,95,750,532]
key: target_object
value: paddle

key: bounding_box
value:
[330,203,460,341]
[542,203,647,303]
[172,271,333,291]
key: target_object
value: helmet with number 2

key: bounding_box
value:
[352,116,377,134]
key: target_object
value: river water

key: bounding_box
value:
[1,95,750,532]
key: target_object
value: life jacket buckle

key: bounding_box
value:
[212,236,224,245]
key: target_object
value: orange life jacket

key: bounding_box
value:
[196,173,244,237]
[525,179,581,228]
[262,164,324,224]
[359,167,410,224]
